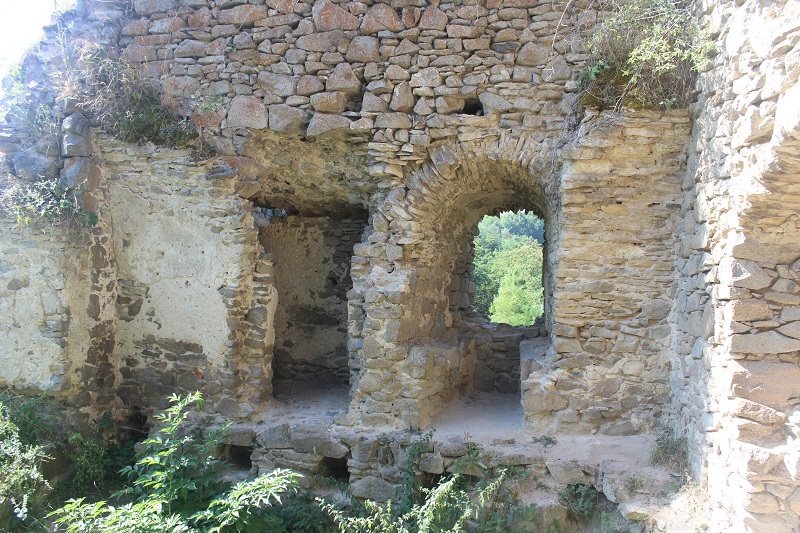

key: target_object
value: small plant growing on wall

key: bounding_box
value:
[578,0,714,109]
[0,174,94,227]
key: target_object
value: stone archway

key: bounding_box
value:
[345,135,561,429]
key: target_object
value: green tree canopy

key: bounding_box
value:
[472,211,544,326]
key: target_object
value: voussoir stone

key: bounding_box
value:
[312,0,358,31]
[228,95,268,129]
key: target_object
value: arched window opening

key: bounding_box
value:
[471,210,545,327]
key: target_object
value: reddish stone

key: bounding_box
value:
[188,7,212,28]
[418,5,447,31]
[361,4,404,34]
[218,5,268,26]
[228,96,268,129]
[346,36,380,63]
[402,6,421,28]
[296,30,343,52]
[517,42,549,66]
[266,0,297,13]
[312,0,358,31]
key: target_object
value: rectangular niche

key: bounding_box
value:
[259,211,367,391]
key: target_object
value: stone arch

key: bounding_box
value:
[347,134,561,428]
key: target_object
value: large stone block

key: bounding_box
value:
[227,96,268,129]
[731,360,800,405]
[312,0,358,31]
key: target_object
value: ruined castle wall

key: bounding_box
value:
[96,137,262,414]
[261,214,366,386]
[671,0,800,529]
[0,222,81,393]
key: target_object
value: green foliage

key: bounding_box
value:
[116,391,228,514]
[57,415,135,500]
[51,392,302,533]
[0,175,94,227]
[473,211,544,326]
[558,483,597,522]
[0,402,50,525]
[62,45,196,147]
[580,0,714,109]
[326,471,535,533]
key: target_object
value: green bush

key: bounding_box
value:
[0,403,50,525]
[580,0,713,109]
[558,483,597,522]
[0,175,93,227]
[51,392,301,532]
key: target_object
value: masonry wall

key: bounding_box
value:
[670,0,800,529]
[261,214,366,386]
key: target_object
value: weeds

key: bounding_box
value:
[558,483,597,522]
[0,174,92,226]
[579,0,714,109]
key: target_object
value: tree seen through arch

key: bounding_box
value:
[472,211,544,326]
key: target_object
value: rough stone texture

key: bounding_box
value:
[0,0,798,529]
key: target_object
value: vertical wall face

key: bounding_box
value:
[261,215,366,387]
[99,138,260,414]
[0,224,79,394]
[671,0,800,529]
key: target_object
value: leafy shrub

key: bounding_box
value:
[325,472,534,533]
[56,416,136,500]
[51,392,301,532]
[558,483,597,522]
[580,0,714,109]
[0,402,50,525]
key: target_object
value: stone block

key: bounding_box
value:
[228,96,268,129]
[310,91,348,113]
[346,36,380,63]
[517,42,549,66]
[350,476,398,502]
[306,113,352,137]
[290,426,349,458]
[268,104,309,134]
[312,0,358,31]
[361,4,404,34]
[218,5,267,25]
[134,0,176,15]
[257,72,295,97]
[418,5,447,30]
[731,330,800,354]
[731,360,800,405]
[296,30,343,52]
[326,63,361,96]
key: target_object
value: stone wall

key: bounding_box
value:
[670,0,800,529]
[261,214,367,386]
[2,0,799,529]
